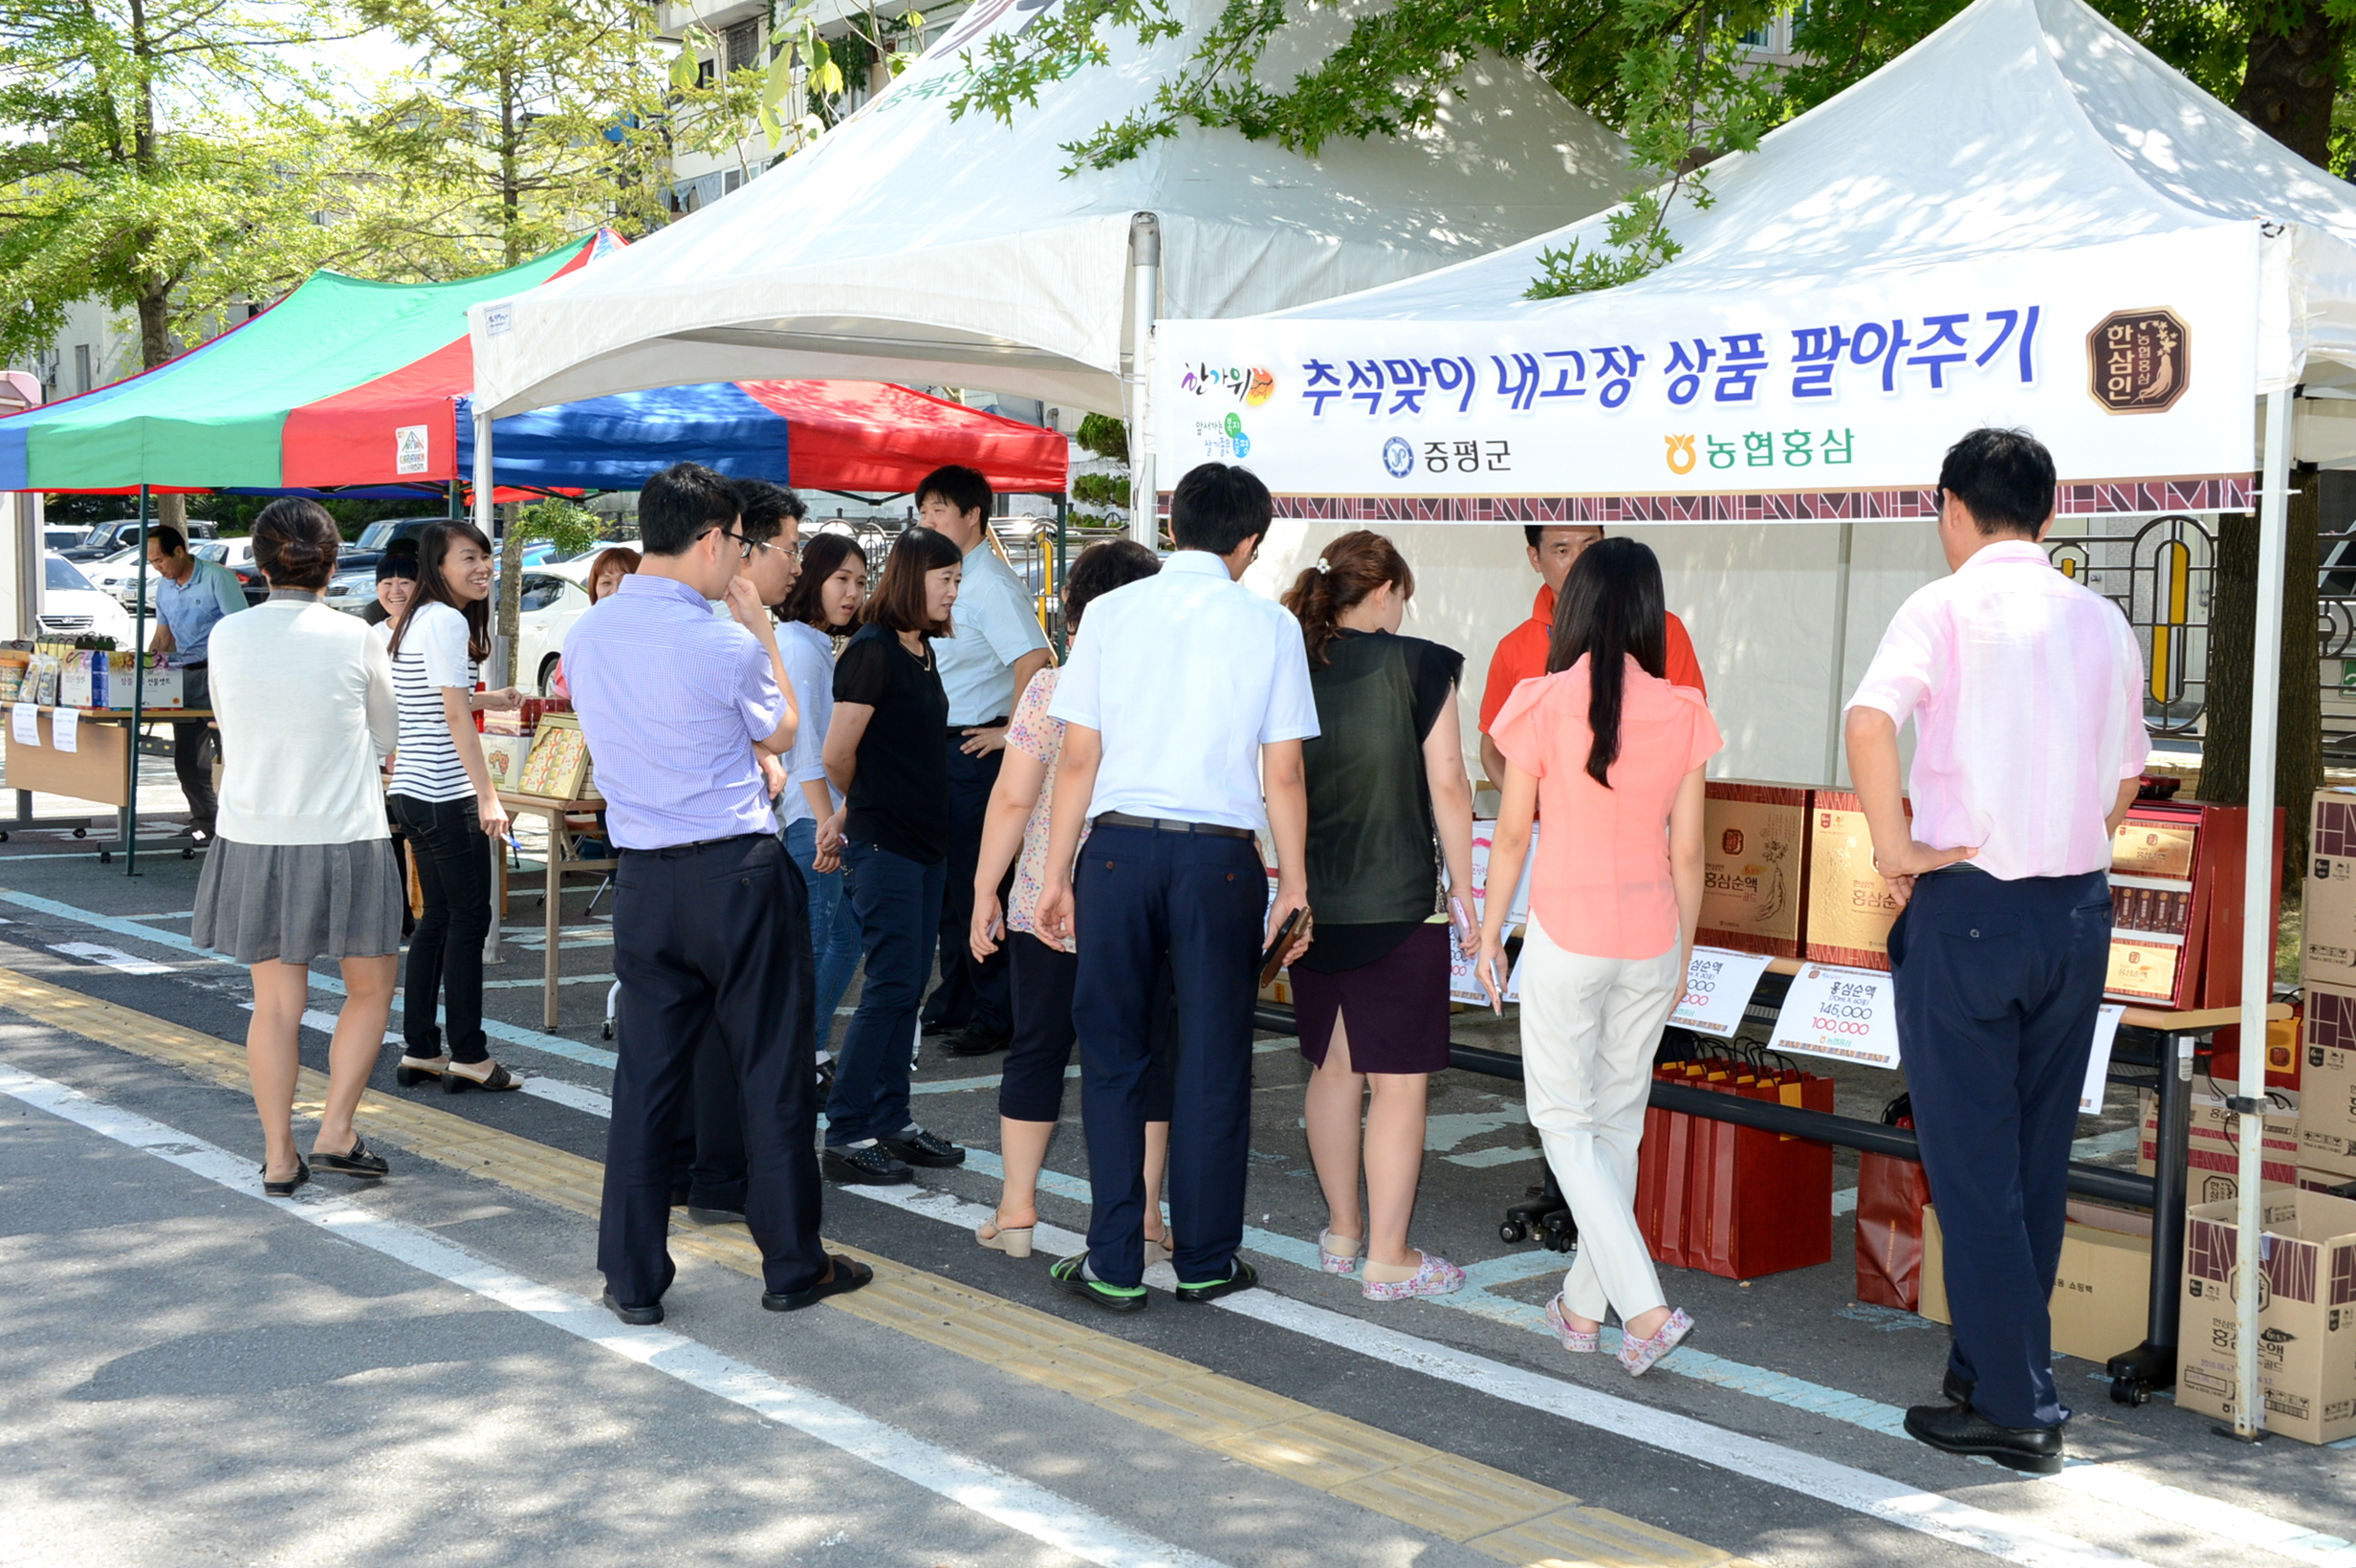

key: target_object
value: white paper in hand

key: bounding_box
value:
[1671,947,1775,1038]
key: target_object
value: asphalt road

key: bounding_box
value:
[0,825,2350,1568]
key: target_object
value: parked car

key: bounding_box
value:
[516,570,594,695]
[60,518,216,562]
[38,555,137,646]
[83,546,147,608]
[193,538,269,605]
[323,534,561,617]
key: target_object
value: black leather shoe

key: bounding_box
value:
[823,1143,915,1185]
[687,1206,746,1226]
[1173,1258,1259,1304]
[314,1137,388,1179]
[880,1126,966,1167]
[763,1255,874,1311]
[1943,1366,1974,1406]
[1903,1402,2063,1474]
[946,1029,1010,1057]
[601,1290,664,1326]
[260,1158,310,1198]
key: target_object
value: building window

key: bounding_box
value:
[723,168,742,194]
[74,344,91,394]
[725,19,761,75]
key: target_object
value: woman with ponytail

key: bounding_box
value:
[1476,536,1718,1377]
[1279,531,1475,1301]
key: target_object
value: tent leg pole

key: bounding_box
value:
[1822,521,1855,785]
[2226,385,2293,1444]
[127,487,148,877]
[1127,213,1160,552]
[475,410,503,971]
[1054,492,1070,658]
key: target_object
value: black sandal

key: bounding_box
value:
[261,1158,310,1198]
[314,1137,388,1178]
[761,1255,874,1312]
[443,1060,521,1094]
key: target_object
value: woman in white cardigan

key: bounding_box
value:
[192,499,403,1197]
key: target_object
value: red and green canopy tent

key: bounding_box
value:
[0,230,1068,497]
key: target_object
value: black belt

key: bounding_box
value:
[948,716,1009,734]
[1093,811,1254,840]
[622,832,768,858]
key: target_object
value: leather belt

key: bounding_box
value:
[1093,811,1254,840]
[623,832,768,858]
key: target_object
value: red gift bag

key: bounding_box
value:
[1659,1062,1836,1281]
[1854,1101,1933,1309]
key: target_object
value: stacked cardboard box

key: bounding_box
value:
[2137,1088,2305,1207]
[1922,1202,2152,1364]
[2176,1188,2356,1445]
[2300,792,2356,1185]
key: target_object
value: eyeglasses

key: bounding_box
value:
[750,537,800,560]
[703,526,754,560]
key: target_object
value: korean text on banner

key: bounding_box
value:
[1153,228,2257,510]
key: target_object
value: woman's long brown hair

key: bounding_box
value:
[1546,536,1668,788]
[1279,530,1413,668]
[388,520,493,663]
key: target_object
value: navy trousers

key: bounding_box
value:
[600,833,827,1305]
[1073,822,1265,1288]
[1888,864,2111,1430]
[925,738,1012,1036]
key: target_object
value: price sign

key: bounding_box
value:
[1469,819,1537,931]
[1671,947,1775,1038]
[1449,937,1529,1006]
[1770,963,1903,1069]
[10,702,37,748]
[2080,1004,2125,1115]
[51,707,76,754]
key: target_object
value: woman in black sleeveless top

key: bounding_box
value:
[1280,531,1476,1302]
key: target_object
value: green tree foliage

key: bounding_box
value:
[952,0,2356,295]
[0,0,436,371]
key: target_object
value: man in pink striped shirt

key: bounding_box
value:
[1843,427,2146,1475]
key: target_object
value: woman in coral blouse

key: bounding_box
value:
[1478,537,1720,1378]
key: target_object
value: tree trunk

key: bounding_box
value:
[2197,471,2322,893]
[2235,4,2352,167]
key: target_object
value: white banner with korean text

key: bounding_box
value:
[1152,227,2258,522]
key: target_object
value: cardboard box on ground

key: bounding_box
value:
[1920,1202,2152,1365]
[2297,988,2356,1179]
[2176,1187,2356,1445]
[2138,1087,2313,1206]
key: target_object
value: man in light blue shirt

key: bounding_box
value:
[916,464,1052,1056]
[1035,462,1318,1310]
[564,461,869,1324]
[144,526,248,838]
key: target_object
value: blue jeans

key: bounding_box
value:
[782,817,862,1051]
[826,840,945,1146]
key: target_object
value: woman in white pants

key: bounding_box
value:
[1478,537,1717,1377]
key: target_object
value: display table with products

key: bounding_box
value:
[497,788,615,1029]
[1,704,214,862]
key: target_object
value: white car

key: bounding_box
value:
[38,555,137,647]
[83,546,147,608]
[516,570,594,696]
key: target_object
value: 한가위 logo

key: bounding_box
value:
[1383,437,1414,479]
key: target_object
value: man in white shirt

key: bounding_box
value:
[1843,427,2146,1475]
[1036,462,1317,1309]
[917,465,1053,1057]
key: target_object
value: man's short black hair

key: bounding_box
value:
[1168,462,1272,555]
[915,464,992,521]
[639,461,742,555]
[736,479,806,546]
[148,524,187,556]
[1937,427,2055,536]
[1523,523,1604,549]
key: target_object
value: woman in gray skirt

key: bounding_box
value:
[192,499,403,1196]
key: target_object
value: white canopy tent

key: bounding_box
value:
[1160,0,2356,1439]
[466,0,1632,520]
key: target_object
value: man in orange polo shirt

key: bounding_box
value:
[1477,524,1706,787]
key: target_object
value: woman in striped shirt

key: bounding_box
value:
[386,521,524,1093]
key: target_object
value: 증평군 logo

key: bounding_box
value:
[1383,436,1415,479]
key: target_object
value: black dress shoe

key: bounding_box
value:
[879,1126,966,1167]
[823,1143,915,1185]
[314,1137,388,1179]
[763,1255,874,1311]
[1903,1402,2063,1474]
[945,1029,1010,1057]
[601,1290,664,1326]
[1173,1258,1259,1304]
[261,1158,310,1198]
[1943,1366,1974,1406]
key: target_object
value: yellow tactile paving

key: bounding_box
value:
[0,963,1742,1568]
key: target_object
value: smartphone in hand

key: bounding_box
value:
[1258,905,1307,989]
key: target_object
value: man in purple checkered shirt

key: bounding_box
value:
[564,461,872,1324]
